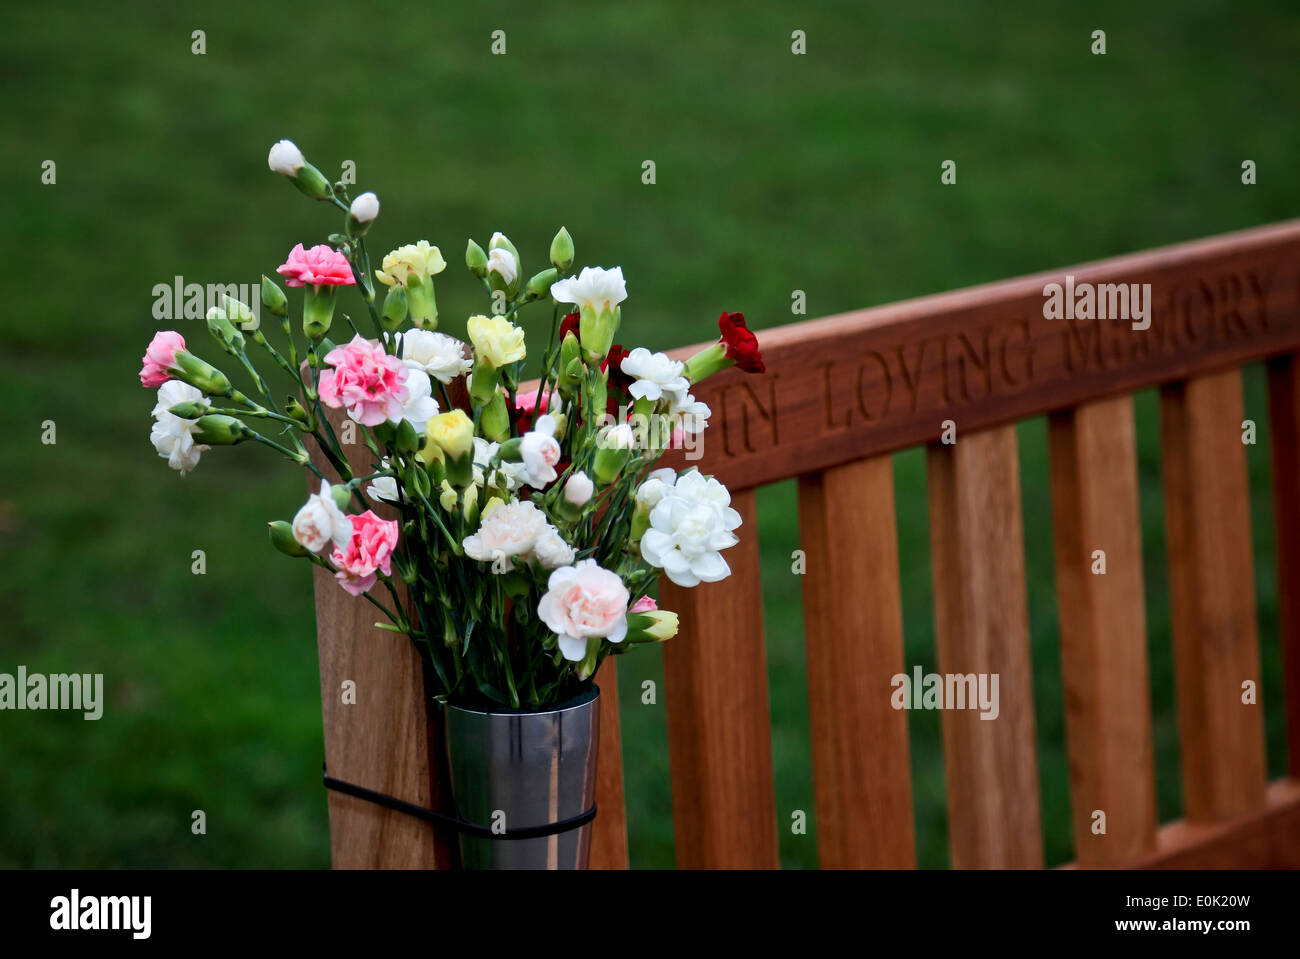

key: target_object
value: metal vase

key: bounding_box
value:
[442,687,599,870]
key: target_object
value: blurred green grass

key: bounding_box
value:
[1,0,1298,867]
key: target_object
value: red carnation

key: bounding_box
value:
[603,343,636,395]
[718,312,765,373]
[558,312,580,342]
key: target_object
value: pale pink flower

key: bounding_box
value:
[520,414,562,488]
[140,331,186,388]
[330,510,399,597]
[319,334,410,427]
[537,559,630,661]
[629,595,658,614]
[276,243,356,288]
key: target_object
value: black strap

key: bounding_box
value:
[322,771,597,840]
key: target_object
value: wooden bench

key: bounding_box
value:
[312,220,1300,869]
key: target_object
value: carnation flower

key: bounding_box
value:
[149,380,209,475]
[549,266,627,316]
[537,560,630,662]
[629,595,658,614]
[462,499,570,570]
[534,532,576,569]
[718,312,765,373]
[395,368,440,433]
[367,462,402,505]
[634,468,678,511]
[467,314,526,368]
[620,347,688,403]
[293,481,353,553]
[663,385,711,435]
[639,469,741,587]
[472,437,527,492]
[401,330,471,384]
[375,240,447,288]
[319,334,410,427]
[140,331,186,388]
[330,509,399,596]
[520,414,562,488]
[276,243,356,288]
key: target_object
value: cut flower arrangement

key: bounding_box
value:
[138,140,766,714]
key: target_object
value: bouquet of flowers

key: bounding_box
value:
[138,140,766,712]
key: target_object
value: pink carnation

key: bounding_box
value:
[629,595,658,614]
[331,510,400,597]
[319,335,410,426]
[277,243,356,288]
[140,331,186,388]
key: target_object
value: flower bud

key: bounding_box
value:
[285,396,310,425]
[167,400,209,419]
[381,284,408,332]
[487,247,518,292]
[395,418,420,454]
[564,471,594,506]
[173,350,233,396]
[626,609,679,643]
[347,192,380,237]
[193,414,251,445]
[206,307,245,352]
[328,483,352,512]
[549,226,573,272]
[557,331,582,394]
[267,140,333,201]
[525,268,559,301]
[220,293,258,332]
[592,424,634,486]
[261,275,288,318]
[465,239,488,278]
[269,520,310,557]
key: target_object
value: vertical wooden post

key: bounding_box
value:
[661,488,779,868]
[1160,371,1267,820]
[1266,354,1300,778]
[308,412,456,869]
[798,456,916,867]
[1048,396,1157,865]
[927,425,1043,868]
[589,658,630,868]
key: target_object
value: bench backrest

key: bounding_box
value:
[314,220,1300,868]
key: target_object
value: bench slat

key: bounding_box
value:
[308,416,457,869]
[1266,354,1300,778]
[1048,396,1158,864]
[1160,370,1267,820]
[798,456,916,867]
[589,658,630,869]
[927,425,1044,868]
[661,488,780,868]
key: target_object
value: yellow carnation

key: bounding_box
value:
[376,240,447,288]
[467,314,526,368]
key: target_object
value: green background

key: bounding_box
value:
[1,0,1297,867]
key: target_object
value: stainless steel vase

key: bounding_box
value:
[442,687,599,870]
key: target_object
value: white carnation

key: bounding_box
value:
[620,347,687,402]
[401,330,472,384]
[292,481,353,554]
[638,469,741,587]
[150,381,210,476]
[267,139,305,176]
